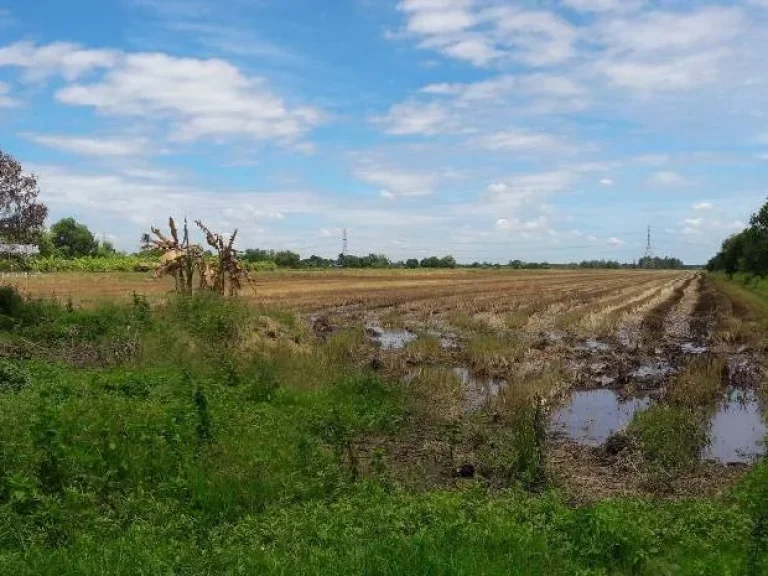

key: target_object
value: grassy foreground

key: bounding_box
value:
[0,286,767,574]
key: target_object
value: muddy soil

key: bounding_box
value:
[548,275,767,499]
[308,273,766,497]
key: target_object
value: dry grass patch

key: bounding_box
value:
[667,356,726,409]
[463,334,529,376]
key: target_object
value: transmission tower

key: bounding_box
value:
[342,228,348,256]
[644,225,653,259]
[640,225,655,269]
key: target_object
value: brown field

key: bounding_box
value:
[8,268,684,311]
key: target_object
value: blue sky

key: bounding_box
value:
[1,0,768,263]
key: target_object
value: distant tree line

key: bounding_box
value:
[708,198,768,276]
[242,250,458,269]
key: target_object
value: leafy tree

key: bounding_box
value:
[50,218,98,257]
[243,248,275,263]
[274,250,301,268]
[302,254,334,267]
[95,240,118,258]
[36,231,57,257]
[439,255,457,269]
[0,148,48,243]
[708,197,768,277]
[405,258,419,269]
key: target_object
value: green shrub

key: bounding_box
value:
[0,285,24,319]
[0,360,31,393]
[628,405,708,472]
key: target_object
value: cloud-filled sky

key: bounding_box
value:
[1,0,767,263]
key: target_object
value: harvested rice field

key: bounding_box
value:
[3,268,768,573]
[10,268,765,499]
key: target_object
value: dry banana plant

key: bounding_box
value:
[141,217,203,294]
[195,220,256,296]
[143,217,255,297]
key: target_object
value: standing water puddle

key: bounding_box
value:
[406,366,507,412]
[368,327,417,350]
[704,389,767,464]
[551,389,651,446]
[452,367,508,411]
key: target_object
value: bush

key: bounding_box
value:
[0,360,31,393]
[628,405,708,472]
[0,285,24,319]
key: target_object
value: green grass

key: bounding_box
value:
[0,286,767,574]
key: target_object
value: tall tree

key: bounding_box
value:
[51,218,98,257]
[0,148,48,243]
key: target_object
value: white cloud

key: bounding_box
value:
[395,1,577,68]
[608,237,625,246]
[422,73,584,103]
[692,201,713,211]
[681,226,702,236]
[54,51,323,145]
[353,164,439,197]
[399,0,475,35]
[486,170,575,208]
[320,227,343,238]
[495,215,550,233]
[24,133,149,157]
[594,51,729,92]
[596,8,743,54]
[0,81,18,107]
[373,100,451,136]
[591,7,746,93]
[471,129,569,153]
[31,163,321,231]
[380,189,396,200]
[0,41,117,81]
[562,0,644,13]
[587,235,598,242]
[600,178,614,186]
[684,218,702,227]
[120,168,177,181]
[648,171,690,187]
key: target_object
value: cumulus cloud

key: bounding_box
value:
[372,100,451,136]
[0,42,323,147]
[353,164,440,197]
[55,51,323,144]
[0,81,18,107]
[395,0,577,67]
[24,133,149,157]
[692,201,713,211]
[471,129,570,153]
[486,170,575,208]
[0,41,117,81]
[591,7,746,93]
[608,237,625,246]
[495,215,550,233]
[600,178,614,186]
[648,171,690,187]
[684,218,702,227]
[562,0,645,12]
